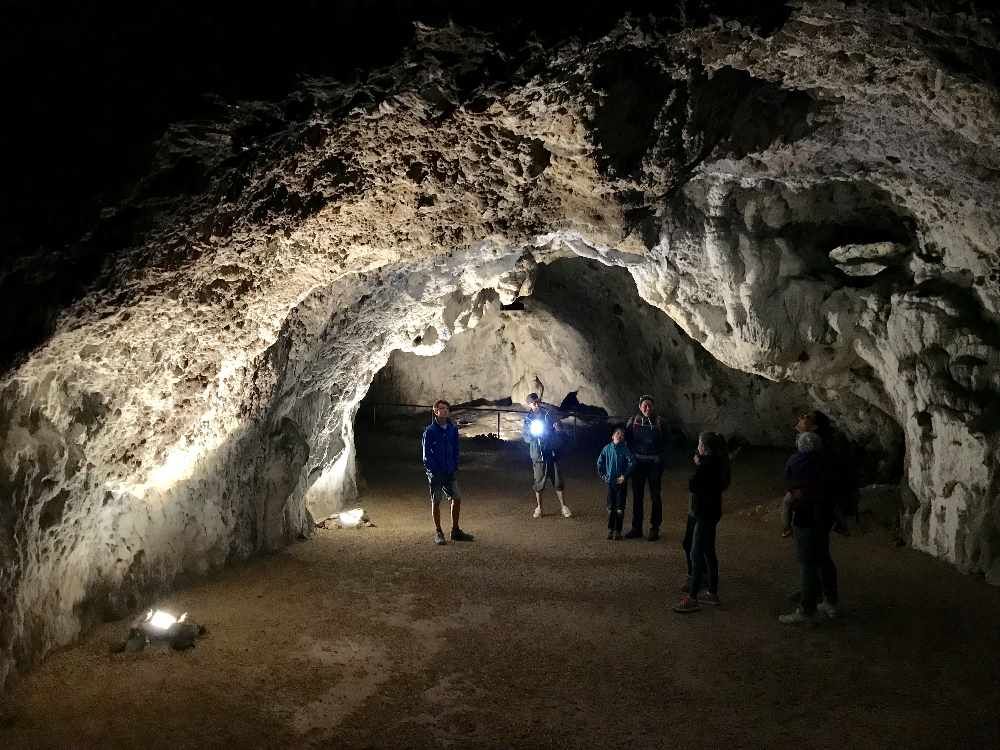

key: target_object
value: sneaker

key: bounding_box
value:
[781,528,793,538]
[817,600,839,619]
[778,607,817,625]
[647,528,660,541]
[623,528,643,539]
[673,596,701,613]
[560,505,573,518]
[613,531,623,541]
[434,529,446,545]
[450,528,474,542]
[532,506,542,519]
[699,592,720,606]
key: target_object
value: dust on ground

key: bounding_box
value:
[2,427,998,750]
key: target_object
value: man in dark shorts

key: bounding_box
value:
[421,399,474,545]
[522,393,573,519]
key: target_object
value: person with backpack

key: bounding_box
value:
[625,395,668,540]
[779,430,840,623]
[796,409,858,535]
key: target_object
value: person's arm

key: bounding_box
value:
[622,448,636,478]
[422,429,434,475]
[597,448,609,483]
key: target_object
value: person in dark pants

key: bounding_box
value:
[421,399,474,546]
[597,427,635,540]
[625,395,668,540]
[779,431,839,623]
[522,392,573,519]
[674,432,731,613]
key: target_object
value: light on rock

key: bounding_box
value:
[148,443,201,491]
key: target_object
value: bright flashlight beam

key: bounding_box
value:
[530,420,545,437]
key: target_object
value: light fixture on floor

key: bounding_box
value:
[315,507,375,529]
[112,608,206,654]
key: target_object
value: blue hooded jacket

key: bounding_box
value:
[597,441,635,486]
[422,418,459,477]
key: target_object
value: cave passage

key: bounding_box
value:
[2,4,1000,745]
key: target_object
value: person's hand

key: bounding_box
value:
[693,454,700,465]
[616,475,625,485]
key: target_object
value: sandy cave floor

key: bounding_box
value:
[2,427,999,750]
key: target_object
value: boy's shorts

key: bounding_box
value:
[427,473,461,506]
[532,458,564,492]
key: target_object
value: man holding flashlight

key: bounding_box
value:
[523,392,573,519]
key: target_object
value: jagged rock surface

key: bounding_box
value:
[1,2,999,687]
[371,255,903,452]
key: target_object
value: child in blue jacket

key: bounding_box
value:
[597,427,635,540]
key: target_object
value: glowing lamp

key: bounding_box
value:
[145,609,187,630]
[338,508,365,528]
[529,420,545,437]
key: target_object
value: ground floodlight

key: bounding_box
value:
[145,609,188,630]
[338,507,366,527]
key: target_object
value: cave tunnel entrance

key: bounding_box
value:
[351,256,903,526]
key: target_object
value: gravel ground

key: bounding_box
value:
[2,428,998,749]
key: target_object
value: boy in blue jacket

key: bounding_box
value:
[422,399,474,546]
[597,427,635,540]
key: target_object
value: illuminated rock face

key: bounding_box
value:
[1,3,999,685]
[371,256,903,452]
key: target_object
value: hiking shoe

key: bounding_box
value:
[560,505,573,518]
[607,530,614,540]
[778,607,817,625]
[450,528,474,542]
[613,531,623,541]
[623,528,643,539]
[647,528,660,541]
[699,592,720,606]
[673,596,701,613]
[817,600,839,619]
[434,529,446,545]
[532,506,542,519]
[781,528,793,538]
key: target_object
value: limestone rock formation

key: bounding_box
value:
[370,255,901,451]
[2,2,999,687]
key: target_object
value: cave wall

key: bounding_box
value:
[371,256,840,447]
[1,2,999,687]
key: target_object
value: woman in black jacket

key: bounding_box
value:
[674,432,731,613]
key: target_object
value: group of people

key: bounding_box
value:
[420,392,850,624]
